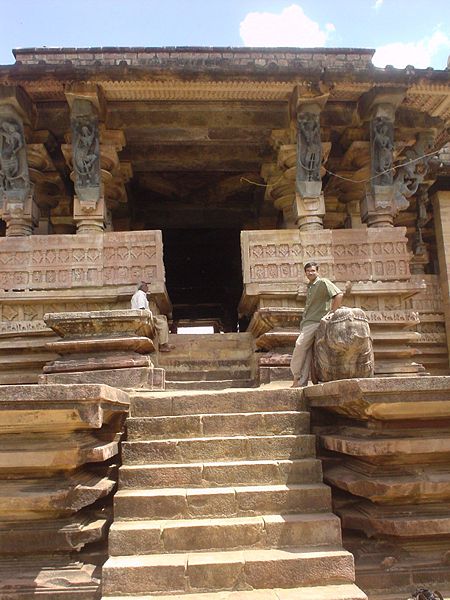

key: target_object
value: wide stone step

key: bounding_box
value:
[103,582,367,600]
[102,547,355,595]
[165,369,253,382]
[119,458,323,489]
[122,434,315,464]
[109,513,342,555]
[159,333,254,357]
[161,358,253,370]
[166,379,256,391]
[126,411,309,440]
[130,388,304,417]
[114,484,332,520]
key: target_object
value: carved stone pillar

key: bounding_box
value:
[360,89,404,227]
[63,84,129,235]
[292,90,328,231]
[0,86,39,236]
[63,84,105,234]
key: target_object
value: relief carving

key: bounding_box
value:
[296,112,322,184]
[394,132,434,212]
[0,119,29,196]
[371,116,394,186]
[72,115,100,203]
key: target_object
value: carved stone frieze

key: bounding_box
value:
[240,228,411,288]
[0,230,164,292]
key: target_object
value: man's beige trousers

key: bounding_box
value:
[290,321,320,386]
[154,315,169,345]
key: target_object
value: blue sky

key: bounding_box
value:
[1,0,450,69]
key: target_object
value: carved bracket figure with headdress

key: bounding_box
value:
[371,116,394,186]
[394,132,434,212]
[0,118,28,195]
[73,117,100,190]
[296,112,322,184]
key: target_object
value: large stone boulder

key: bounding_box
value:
[313,306,374,382]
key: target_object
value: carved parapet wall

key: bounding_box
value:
[0,383,129,599]
[239,227,424,380]
[0,230,170,384]
[305,376,450,596]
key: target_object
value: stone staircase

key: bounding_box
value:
[102,386,365,600]
[157,333,257,390]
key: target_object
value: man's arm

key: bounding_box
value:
[330,292,343,313]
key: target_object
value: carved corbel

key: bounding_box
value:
[290,87,329,231]
[394,129,436,213]
[0,86,39,236]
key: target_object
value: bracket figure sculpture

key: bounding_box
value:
[372,116,394,187]
[394,132,434,212]
[296,111,322,184]
[313,306,374,382]
[294,107,325,230]
[0,118,29,198]
[72,115,100,204]
[0,112,38,235]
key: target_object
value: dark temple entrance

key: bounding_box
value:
[162,228,243,332]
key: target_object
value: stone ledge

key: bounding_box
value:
[305,376,450,420]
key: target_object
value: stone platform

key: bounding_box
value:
[40,309,165,390]
[305,376,450,597]
[0,383,129,599]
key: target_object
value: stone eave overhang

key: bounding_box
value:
[0,46,448,83]
[0,47,448,121]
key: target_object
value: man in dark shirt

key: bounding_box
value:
[290,261,343,388]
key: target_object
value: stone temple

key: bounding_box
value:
[1,46,450,600]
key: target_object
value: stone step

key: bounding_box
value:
[122,434,315,464]
[130,387,304,417]
[109,513,342,555]
[126,411,309,440]
[160,359,254,370]
[161,333,254,355]
[166,379,256,391]
[103,582,367,600]
[114,483,332,520]
[102,547,355,595]
[164,368,253,382]
[119,458,323,489]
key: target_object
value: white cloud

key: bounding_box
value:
[373,31,450,68]
[239,4,335,47]
[373,0,384,10]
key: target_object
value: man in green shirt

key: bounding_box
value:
[291,261,343,388]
